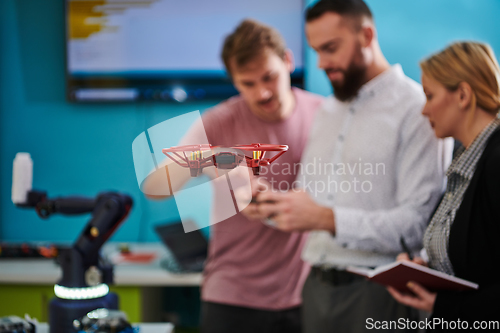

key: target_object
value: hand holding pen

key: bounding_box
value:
[397,237,428,266]
[399,236,413,260]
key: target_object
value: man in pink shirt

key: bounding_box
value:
[145,19,323,333]
[196,19,324,333]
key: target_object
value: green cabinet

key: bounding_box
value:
[0,285,142,322]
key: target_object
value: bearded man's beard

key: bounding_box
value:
[328,45,367,102]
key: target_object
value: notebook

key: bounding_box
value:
[347,261,478,293]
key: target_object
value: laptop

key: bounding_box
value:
[154,222,208,273]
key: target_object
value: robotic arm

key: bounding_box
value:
[11,153,134,333]
[16,190,133,333]
[18,190,132,288]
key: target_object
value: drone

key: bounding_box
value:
[162,143,288,177]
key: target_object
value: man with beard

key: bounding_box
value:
[246,0,451,332]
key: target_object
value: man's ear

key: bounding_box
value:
[360,23,374,48]
[457,81,473,109]
[284,49,295,74]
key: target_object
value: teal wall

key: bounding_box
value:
[306,0,500,96]
[1,0,499,243]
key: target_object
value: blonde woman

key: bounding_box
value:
[388,41,500,328]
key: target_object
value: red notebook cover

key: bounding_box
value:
[347,261,478,293]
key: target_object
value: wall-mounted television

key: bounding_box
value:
[65,0,305,102]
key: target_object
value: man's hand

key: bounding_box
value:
[256,189,335,233]
[236,177,270,220]
[387,282,436,313]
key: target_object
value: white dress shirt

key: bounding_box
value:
[300,64,452,268]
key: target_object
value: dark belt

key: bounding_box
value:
[311,266,366,286]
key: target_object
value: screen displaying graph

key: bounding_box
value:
[66,0,304,100]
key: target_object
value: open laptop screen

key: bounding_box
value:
[154,222,208,270]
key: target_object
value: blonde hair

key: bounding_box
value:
[420,41,500,115]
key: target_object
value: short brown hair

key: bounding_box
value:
[420,41,500,115]
[306,0,373,31]
[221,19,287,76]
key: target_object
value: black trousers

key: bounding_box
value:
[302,268,419,333]
[201,301,302,333]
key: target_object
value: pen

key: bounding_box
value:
[400,236,413,261]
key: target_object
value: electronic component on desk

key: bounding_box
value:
[73,309,135,333]
[112,252,157,265]
[0,243,61,259]
[0,316,36,333]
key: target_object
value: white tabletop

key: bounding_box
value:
[0,243,202,286]
[36,322,174,333]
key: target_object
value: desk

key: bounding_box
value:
[36,323,174,333]
[0,243,202,322]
